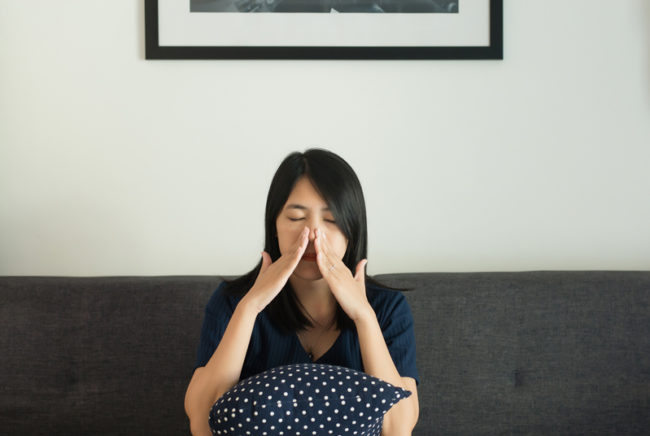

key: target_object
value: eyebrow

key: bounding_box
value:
[285,204,330,211]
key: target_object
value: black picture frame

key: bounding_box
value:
[145,0,502,60]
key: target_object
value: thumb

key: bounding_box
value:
[354,259,368,282]
[258,251,272,276]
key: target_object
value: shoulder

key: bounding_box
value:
[366,282,411,321]
[205,281,243,316]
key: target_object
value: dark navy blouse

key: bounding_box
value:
[194,281,419,385]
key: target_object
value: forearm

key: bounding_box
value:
[185,299,258,434]
[355,310,404,387]
[355,309,418,435]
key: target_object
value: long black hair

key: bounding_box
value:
[225,148,390,333]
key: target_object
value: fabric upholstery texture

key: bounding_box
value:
[209,363,410,435]
[1,271,649,435]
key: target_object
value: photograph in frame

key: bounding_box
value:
[145,0,502,59]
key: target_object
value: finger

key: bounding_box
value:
[318,228,330,256]
[314,228,329,275]
[315,228,331,260]
[258,251,272,276]
[354,259,367,282]
[319,231,342,272]
[293,227,310,255]
[285,227,309,268]
[315,229,338,278]
[319,230,340,270]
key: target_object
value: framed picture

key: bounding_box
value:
[145,0,502,60]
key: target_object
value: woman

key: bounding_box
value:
[185,149,419,435]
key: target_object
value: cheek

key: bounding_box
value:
[329,232,349,258]
[276,222,300,253]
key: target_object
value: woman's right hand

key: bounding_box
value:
[241,226,309,313]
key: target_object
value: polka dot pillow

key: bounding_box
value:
[209,363,411,436]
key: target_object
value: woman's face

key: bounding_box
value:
[276,176,348,281]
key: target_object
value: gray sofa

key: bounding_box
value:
[1,271,649,435]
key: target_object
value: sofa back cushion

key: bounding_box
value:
[0,276,218,435]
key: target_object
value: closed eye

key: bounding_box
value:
[288,217,336,224]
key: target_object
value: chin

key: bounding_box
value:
[292,263,323,281]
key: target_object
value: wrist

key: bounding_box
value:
[236,295,263,319]
[351,303,376,326]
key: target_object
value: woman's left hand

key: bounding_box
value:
[314,228,371,322]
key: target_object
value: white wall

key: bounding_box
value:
[1,0,649,276]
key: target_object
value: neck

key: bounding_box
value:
[289,275,337,326]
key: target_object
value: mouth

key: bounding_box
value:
[301,252,317,262]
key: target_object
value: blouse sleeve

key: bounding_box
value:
[194,282,237,370]
[375,290,420,385]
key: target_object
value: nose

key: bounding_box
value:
[306,217,321,241]
[307,225,317,241]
